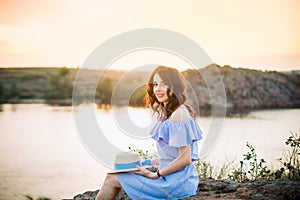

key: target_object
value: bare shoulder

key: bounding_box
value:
[169,105,191,122]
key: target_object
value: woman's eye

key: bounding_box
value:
[152,82,167,88]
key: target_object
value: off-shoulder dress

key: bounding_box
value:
[117,117,202,200]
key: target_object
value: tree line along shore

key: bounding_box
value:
[0,65,299,113]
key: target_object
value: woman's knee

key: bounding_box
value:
[103,174,121,188]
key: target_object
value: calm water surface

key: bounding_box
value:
[0,104,299,200]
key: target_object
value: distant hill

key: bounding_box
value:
[183,64,300,110]
[0,65,299,110]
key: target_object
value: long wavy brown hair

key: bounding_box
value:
[145,66,196,120]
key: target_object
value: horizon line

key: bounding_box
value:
[0,64,299,72]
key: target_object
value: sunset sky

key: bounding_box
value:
[0,0,299,71]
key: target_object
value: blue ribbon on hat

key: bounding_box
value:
[114,159,151,170]
[142,159,151,166]
[114,161,140,170]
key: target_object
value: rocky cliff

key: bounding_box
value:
[183,65,300,109]
[66,179,300,200]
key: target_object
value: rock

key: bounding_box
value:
[69,179,300,200]
[182,65,300,111]
[72,190,99,200]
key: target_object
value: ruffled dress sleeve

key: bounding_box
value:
[151,117,202,146]
[151,117,202,161]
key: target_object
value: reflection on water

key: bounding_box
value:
[225,108,252,118]
[0,104,299,200]
[179,107,253,118]
[199,107,263,118]
[95,103,111,109]
[0,103,18,112]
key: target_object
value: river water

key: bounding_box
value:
[0,104,299,200]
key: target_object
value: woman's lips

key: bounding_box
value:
[156,93,165,98]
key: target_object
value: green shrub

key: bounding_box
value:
[275,131,300,180]
[228,142,273,182]
[194,159,213,179]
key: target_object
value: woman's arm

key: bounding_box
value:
[159,145,192,176]
[135,145,192,179]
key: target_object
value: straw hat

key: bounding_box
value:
[108,151,151,173]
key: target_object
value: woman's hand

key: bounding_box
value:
[134,166,159,179]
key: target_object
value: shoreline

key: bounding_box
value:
[1,101,300,117]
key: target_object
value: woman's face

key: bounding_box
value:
[153,73,169,104]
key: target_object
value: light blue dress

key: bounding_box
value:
[118,117,202,200]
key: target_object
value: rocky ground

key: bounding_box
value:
[65,178,300,200]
